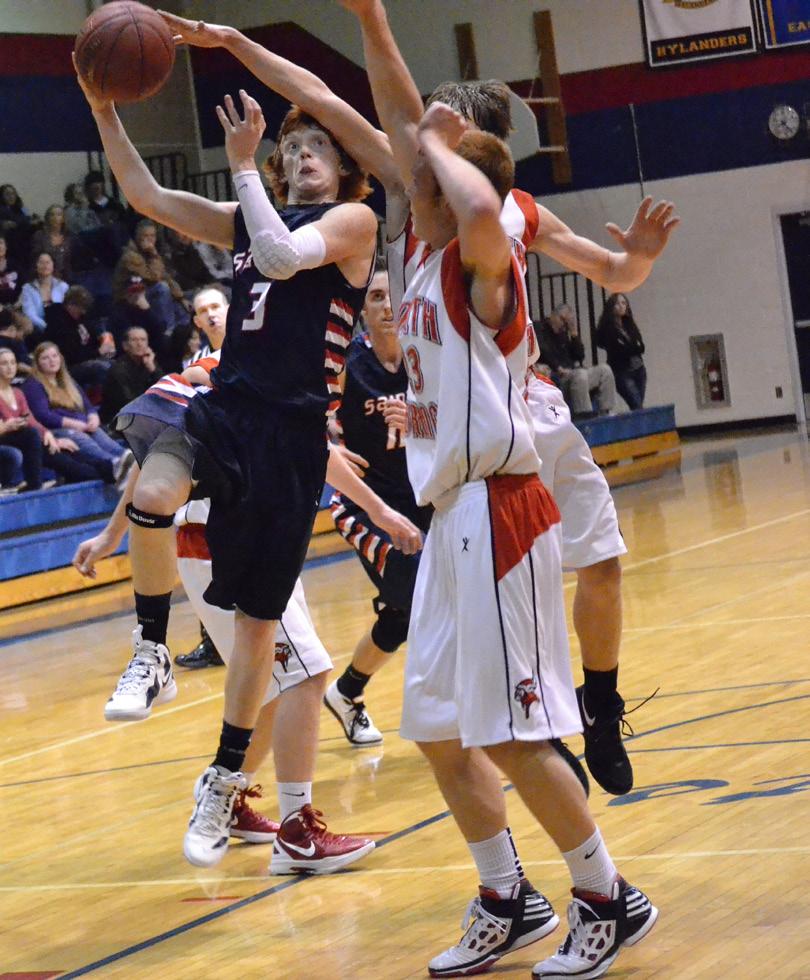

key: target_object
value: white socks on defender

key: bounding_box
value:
[562,828,618,896]
[278,781,312,821]
[468,827,524,899]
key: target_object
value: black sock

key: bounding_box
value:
[337,665,371,701]
[213,721,252,773]
[134,591,172,645]
[583,667,619,706]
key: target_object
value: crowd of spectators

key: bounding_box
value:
[0,173,232,496]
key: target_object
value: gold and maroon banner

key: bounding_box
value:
[640,0,758,66]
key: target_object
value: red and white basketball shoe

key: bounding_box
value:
[231,785,280,843]
[269,804,375,875]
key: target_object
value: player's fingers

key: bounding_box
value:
[223,93,241,127]
[636,195,653,219]
[604,222,625,244]
[647,201,670,223]
[343,448,369,468]
[215,104,233,133]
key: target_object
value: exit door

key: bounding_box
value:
[780,211,810,419]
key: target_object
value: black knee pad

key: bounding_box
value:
[126,503,175,529]
[370,603,410,653]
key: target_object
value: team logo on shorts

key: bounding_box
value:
[514,677,540,719]
[274,642,292,671]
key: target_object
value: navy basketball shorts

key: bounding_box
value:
[186,388,328,621]
[329,491,431,612]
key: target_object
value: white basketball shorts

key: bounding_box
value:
[527,376,626,571]
[399,475,582,748]
[177,558,332,706]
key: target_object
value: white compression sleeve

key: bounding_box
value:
[232,169,326,279]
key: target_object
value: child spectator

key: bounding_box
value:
[43,285,115,389]
[21,253,68,333]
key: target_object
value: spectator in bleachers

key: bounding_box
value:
[596,293,647,411]
[163,228,215,295]
[538,302,616,417]
[107,274,168,356]
[0,347,104,491]
[0,236,21,305]
[0,184,36,263]
[21,252,69,333]
[113,219,188,337]
[194,241,232,290]
[82,171,129,268]
[64,182,100,235]
[0,308,31,377]
[30,205,74,283]
[161,321,200,375]
[99,325,162,425]
[23,341,132,485]
[42,284,115,389]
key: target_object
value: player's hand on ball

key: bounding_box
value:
[217,90,266,174]
[72,52,113,112]
[158,11,234,48]
[605,196,680,262]
[373,504,423,555]
[337,0,381,17]
[418,102,468,150]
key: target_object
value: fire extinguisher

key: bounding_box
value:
[706,356,725,401]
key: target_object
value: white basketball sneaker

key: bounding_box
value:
[104,625,177,722]
[323,680,383,745]
[183,766,247,868]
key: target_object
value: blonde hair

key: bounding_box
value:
[31,341,85,412]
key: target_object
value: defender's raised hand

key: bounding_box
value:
[417,101,468,150]
[158,11,234,48]
[605,196,680,262]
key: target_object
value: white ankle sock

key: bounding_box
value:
[277,781,312,821]
[468,828,523,899]
[562,828,617,896]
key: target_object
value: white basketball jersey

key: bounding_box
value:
[393,232,540,508]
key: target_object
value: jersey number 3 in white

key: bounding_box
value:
[243,282,272,332]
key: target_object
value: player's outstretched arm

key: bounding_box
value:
[338,0,422,187]
[74,57,236,249]
[418,104,513,329]
[219,91,377,282]
[533,197,680,292]
[326,443,422,554]
[160,12,401,194]
[72,464,139,578]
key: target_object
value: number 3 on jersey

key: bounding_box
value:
[242,282,272,332]
[404,345,424,394]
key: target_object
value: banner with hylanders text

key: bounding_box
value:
[640,0,758,66]
[757,0,810,48]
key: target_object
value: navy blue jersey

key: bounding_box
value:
[212,204,369,416]
[337,334,417,506]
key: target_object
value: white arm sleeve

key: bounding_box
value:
[233,170,326,280]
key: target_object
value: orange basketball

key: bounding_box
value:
[74,1,175,104]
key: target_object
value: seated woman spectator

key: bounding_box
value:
[0,184,36,263]
[23,341,132,486]
[21,252,69,333]
[596,293,647,411]
[30,205,74,282]
[42,284,115,389]
[0,347,106,491]
[0,235,21,306]
[112,219,189,337]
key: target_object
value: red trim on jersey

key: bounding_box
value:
[487,473,560,582]
[176,523,211,561]
[440,239,471,343]
[403,217,420,269]
[195,357,219,376]
[532,371,559,388]
[494,254,529,358]
[153,390,193,408]
[510,189,540,249]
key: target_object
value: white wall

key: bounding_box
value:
[184,0,645,85]
[541,161,810,427]
[0,0,87,34]
[0,151,90,218]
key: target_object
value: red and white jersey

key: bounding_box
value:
[392,229,540,508]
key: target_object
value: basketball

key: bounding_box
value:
[74,1,175,104]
